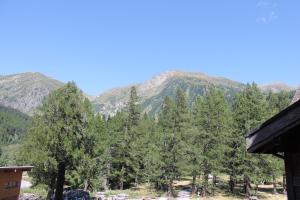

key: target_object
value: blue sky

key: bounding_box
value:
[0,0,300,95]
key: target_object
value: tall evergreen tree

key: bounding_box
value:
[19,82,96,200]
[106,111,129,189]
[231,83,268,197]
[157,96,178,196]
[264,91,290,194]
[157,88,189,197]
[193,88,232,196]
[106,86,142,189]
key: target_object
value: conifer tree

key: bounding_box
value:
[19,82,96,200]
[231,83,268,197]
[264,91,290,194]
[158,96,178,196]
[194,88,232,196]
[107,86,142,189]
[157,88,189,197]
[106,111,129,189]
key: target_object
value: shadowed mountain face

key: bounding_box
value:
[0,71,296,116]
[0,72,63,115]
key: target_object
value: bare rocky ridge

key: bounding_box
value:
[259,82,296,93]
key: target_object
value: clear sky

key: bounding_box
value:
[0,0,299,95]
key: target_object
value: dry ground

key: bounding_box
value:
[21,175,288,199]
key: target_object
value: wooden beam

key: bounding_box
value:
[285,152,295,200]
[246,101,300,153]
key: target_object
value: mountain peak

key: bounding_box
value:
[139,70,179,92]
[139,70,213,92]
[94,70,245,116]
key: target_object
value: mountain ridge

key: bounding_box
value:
[0,72,63,114]
[93,70,247,116]
[0,70,296,116]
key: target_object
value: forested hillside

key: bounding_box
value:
[18,82,293,198]
[0,105,31,165]
[0,105,31,144]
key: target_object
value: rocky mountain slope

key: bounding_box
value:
[259,82,296,93]
[0,71,296,116]
[0,72,63,114]
[93,71,245,116]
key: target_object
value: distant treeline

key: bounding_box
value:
[15,82,291,199]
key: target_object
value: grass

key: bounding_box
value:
[21,185,48,198]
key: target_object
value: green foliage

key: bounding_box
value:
[105,86,143,190]
[154,89,190,196]
[0,106,30,165]
[192,88,232,194]
[4,81,289,198]
[18,82,98,199]
[0,105,31,145]
[225,83,287,196]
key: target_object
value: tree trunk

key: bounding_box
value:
[255,184,258,195]
[191,175,197,195]
[135,175,138,187]
[120,165,124,190]
[212,175,217,195]
[244,175,251,198]
[283,173,287,194]
[55,162,66,200]
[229,176,235,194]
[105,152,111,190]
[101,174,108,191]
[47,176,56,200]
[202,172,208,197]
[84,180,89,191]
[272,174,278,194]
[168,179,174,198]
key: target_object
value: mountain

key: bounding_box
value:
[259,82,296,93]
[0,72,63,115]
[92,70,245,116]
[0,71,296,116]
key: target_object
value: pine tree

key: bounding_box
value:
[19,82,96,200]
[157,96,178,196]
[156,88,189,197]
[106,86,142,190]
[136,113,160,186]
[193,88,232,196]
[231,83,268,197]
[106,111,129,189]
[264,91,290,194]
[92,114,110,190]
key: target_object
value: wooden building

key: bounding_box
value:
[0,166,33,200]
[246,88,300,200]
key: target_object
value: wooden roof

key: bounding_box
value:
[0,166,33,172]
[246,97,300,153]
